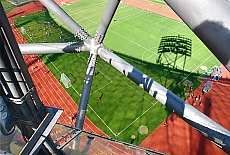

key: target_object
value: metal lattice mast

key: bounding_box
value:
[15,0,230,154]
[75,0,120,129]
[0,3,63,154]
[39,0,120,129]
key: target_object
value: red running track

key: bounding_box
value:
[7,1,230,154]
[125,0,230,154]
[7,1,106,136]
[54,0,77,6]
[123,0,182,21]
[139,66,230,155]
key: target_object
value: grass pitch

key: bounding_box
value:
[14,0,220,145]
[1,0,17,13]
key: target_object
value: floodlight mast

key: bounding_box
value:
[164,0,230,71]
[37,0,230,154]
[98,46,230,154]
[13,0,230,154]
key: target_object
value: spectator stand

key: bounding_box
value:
[210,66,222,81]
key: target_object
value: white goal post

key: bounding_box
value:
[21,27,26,34]
[60,73,72,88]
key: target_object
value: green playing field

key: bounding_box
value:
[14,0,220,145]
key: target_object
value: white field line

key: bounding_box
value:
[57,56,87,69]
[14,19,76,43]
[116,75,155,104]
[116,102,158,137]
[27,56,83,127]
[72,6,158,61]
[141,46,158,61]
[141,53,214,93]
[44,55,115,134]
[87,104,117,137]
[140,18,194,63]
[85,67,115,135]
[154,19,193,36]
[70,3,139,33]
[90,68,113,95]
[66,1,106,15]
[16,5,217,137]
[56,7,213,136]
[71,7,145,36]
[43,54,83,96]
[114,53,214,136]
[113,8,147,23]
[115,75,158,136]
[69,2,143,24]
[170,54,214,91]
[110,29,158,56]
[38,55,109,132]
[46,55,81,94]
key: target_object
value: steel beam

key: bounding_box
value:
[19,42,89,54]
[54,123,167,155]
[56,130,81,150]
[75,53,98,129]
[0,2,44,116]
[39,0,92,44]
[1,3,64,154]
[75,0,120,129]
[98,46,230,154]
[19,107,63,155]
[1,3,41,138]
[94,0,120,44]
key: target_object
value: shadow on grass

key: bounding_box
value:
[13,6,206,145]
[114,51,201,96]
[157,35,192,70]
[106,50,200,145]
[14,7,201,96]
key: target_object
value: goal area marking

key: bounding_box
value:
[60,73,72,88]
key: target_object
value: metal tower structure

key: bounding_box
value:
[0,0,230,154]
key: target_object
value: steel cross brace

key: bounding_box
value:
[19,107,63,155]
